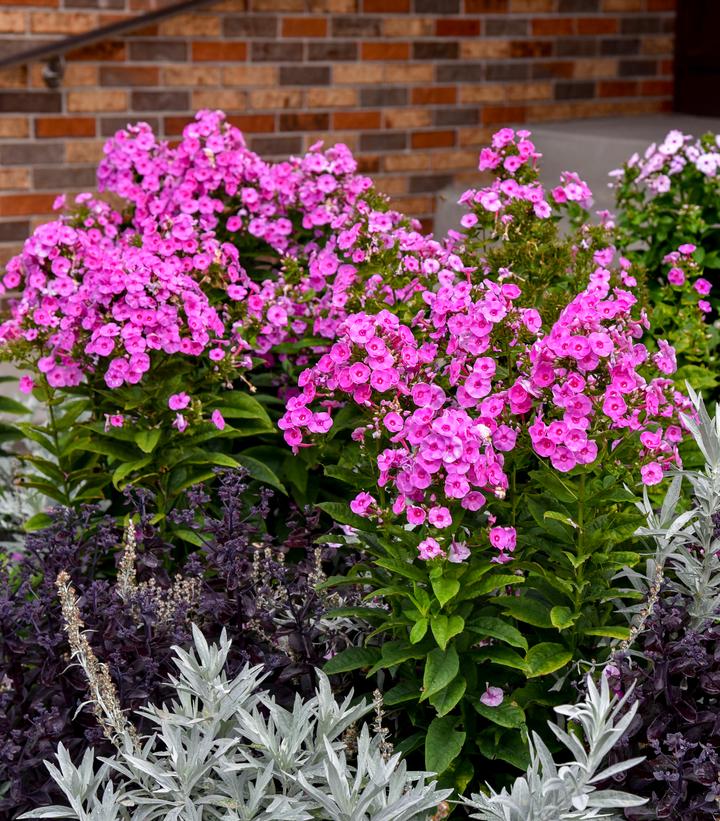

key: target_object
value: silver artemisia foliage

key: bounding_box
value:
[20,625,451,821]
[461,675,646,821]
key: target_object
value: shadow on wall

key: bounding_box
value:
[435,113,720,236]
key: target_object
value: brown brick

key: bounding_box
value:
[416,0,459,11]
[0,220,30,242]
[334,63,384,83]
[36,117,95,138]
[334,110,381,129]
[359,131,407,151]
[532,17,573,35]
[577,16,618,34]
[228,114,277,132]
[437,63,483,82]
[411,130,455,149]
[602,0,642,9]
[0,91,61,113]
[307,0,359,10]
[193,89,246,110]
[0,117,28,137]
[460,40,511,59]
[360,86,407,106]
[647,0,674,8]
[466,0,508,10]
[251,135,303,156]
[129,41,186,61]
[409,174,453,194]
[224,65,275,85]
[533,61,575,79]
[434,107,478,125]
[412,86,456,105]
[193,41,247,61]
[308,41,358,60]
[224,15,277,37]
[65,140,104,162]
[305,87,357,107]
[99,66,159,86]
[0,193,58,217]
[332,16,381,37]
[0,168,30,190]
[33,166,97,191]
[164,65,221,86]
[0,11,25,33]
[364,0,409,9]
[598,79,637,96]
[251,0,304,8]
[282,16,327,36]
[509,40,553,58]
[556,80,596,99]
[159,13,219,36]
[383,107,432,128]
[31,11,96,33]
[362,42,409,60]
[250,88,302,109]
[132,90,189,111]
[486,17,527,35]
[436,18,480,36]
[280,112,329,131]
[279,65,331,85]
[482,105,527,124]
[67,40,125,61]
[619,59,657,76]
[640,78,673,95]
[252,41,303,61]
[413,41,458,59]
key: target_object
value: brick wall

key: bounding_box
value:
[0,0,675,262]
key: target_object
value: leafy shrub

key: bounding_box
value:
[461,674,646,820]
[21,615,451,821]
[0,469,365,818]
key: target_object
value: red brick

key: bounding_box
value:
[577,17,618,35]
[411,130,455,149]
[659,58,673,75]
[66,40,125,61]
[598,80,638,96]
[532,17,573,36]
[334,111,381,129]
[361,42,409,60]
[280,112,330,131]
[364,0,410,10]
[192,41,247,60]
[411,86,457,105]
[229,114,277,132]
[0,193,58,218]
[647,0,674,8]
[641,79,673,95]
[436,19,481,37]
[282,16,327,36]
[466,0,507,10]
[35,117,96,138]
[482,105,527,124]
[164,116,194,135]
[510,40,553,58]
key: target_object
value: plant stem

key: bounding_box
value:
[47,391,72,506]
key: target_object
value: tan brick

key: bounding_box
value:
[384,64,434,83]
[0,11,25,33]
[64,63,98,86]
[383,108,432,128]
[249,88,302,110]
[31,11,97,33]
[68,90,126,112]
[0,168,30,190]
[305,87,357,108]
[382,17,434,37]
[602,0,643,9]
[507,81,553,101]
[304,132,358,151]
[164,65,221,86]
[509,0,553,9]
[334,63,384,84]
[460,85,506,103]
[193,89,246,110]
[0,66,27,89]
[642,35,673,55]
[432,150,479,171]
[383,152,433,172]
[0,117,28,138]
[391,195,434,215]
[460,40,511,59]
[158,13,220,36]
[573,58,618,79]
[306,0,357,10]
[376,175,408,195]
[0,246,21,267]
[526,102,575,121]
[223,65,276,86]
[66,140,105,162]
[458,127,495,147]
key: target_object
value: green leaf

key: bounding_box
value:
[584,625,631,640]
[524,642,573,678]
[425,716,465,775]
[0,396,31,415]
[213,391,273,428]
[544,510,577,529]
[368,641,425,674]
[409,618,428,644]
[473,699,526,729]
[112,457,152,489]
[421,645,459,702]
[323,646,380,674]
[496,596,553,628]
[429,675,467,717]
[431,576,460,607]
[23,512,53,532]
[172,528,205,547]
[383,680,420,706]
[134,428,161,454]
[430,614,464,651]
[316,501,373,531]
[473,646,528,671]
[235,454,287,494]
[550,606,577,630]
[466,617,528,650]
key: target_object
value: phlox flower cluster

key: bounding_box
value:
[663,243,712,315]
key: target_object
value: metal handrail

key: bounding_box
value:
[0,0,218,70]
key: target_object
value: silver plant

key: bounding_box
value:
[460,675,646,821]
[21,624,451,821]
